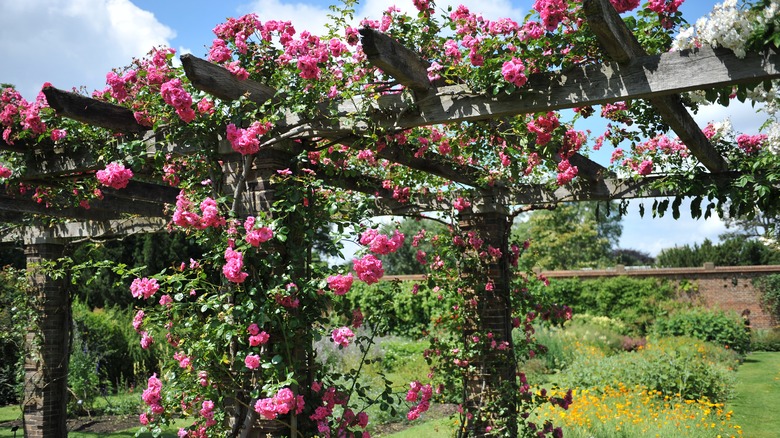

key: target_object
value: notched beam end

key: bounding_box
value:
[42,86,146,133]
[359,28,433,93]
[181,54,277,104]
[583,0,645,63]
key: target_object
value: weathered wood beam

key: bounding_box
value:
[42,86,147,133]
[583,0,728,172]
[1,137,29,153]
[102,181,179,204]
[558,153,612,182]
[0,193,162,221]
[0,218,168,243]
[23,147,101,178]
[359,28,433,93]
[312,164,446,214]
[375,142,487,188]
[281,46,780,138]
[181,54,276,104]
[509,172,740,204]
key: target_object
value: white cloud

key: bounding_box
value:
[691,100,766,134]
[619,199,727,256]
[0,0,174,100]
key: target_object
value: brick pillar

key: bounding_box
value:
[459,203,517,438]
[23,232,68,438]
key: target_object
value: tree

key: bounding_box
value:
[513,202,623,270]
[379,217,449,275]
[656,237,780,267]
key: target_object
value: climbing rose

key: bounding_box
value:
[331,326,355,347]
[327,273,353,295]
[0,166,11,178]
[609,0,640,13]
[359,229,405,255]
[130,277,159,299]
[254,388,304,419]
[223,247,248,283]
[453,197,471,212]
[353,254,384,284]
[50,128,67,141]
[140,331,153,349]
[96,162,133,189]
[244,216,273,246]
[245,354,261,369]
[501,57,528,88]
[637,159,653,175]
[249,331,270,346]
[160,78,195,123]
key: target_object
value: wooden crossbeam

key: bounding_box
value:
[313,167,442,215]
[0,218,168,243]
[181,54,276,104]
[583,0,728,172]
[0,193,163,221]
[375,142,487,188]
[359,28,433,93]
[509,172,739,204]
[42,86,147,133]
[1,137,28,153]
[23,146,101,178]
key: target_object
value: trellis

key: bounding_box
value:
[3,0,780,436]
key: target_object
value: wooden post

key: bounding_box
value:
[458,200,517,438]
[22,231,68,438]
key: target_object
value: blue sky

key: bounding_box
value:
[0,0,760,257]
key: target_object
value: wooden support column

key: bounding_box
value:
[22,231,68,438]
[458,200,517,438]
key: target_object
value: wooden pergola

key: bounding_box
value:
[3,0,779,436]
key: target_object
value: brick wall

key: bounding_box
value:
[540,264,780,329]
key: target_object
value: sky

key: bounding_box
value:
[0,0,764,257]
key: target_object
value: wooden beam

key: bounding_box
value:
[375,142,487,188]
[42,86,146,133]
[23,147,101,178]
[280,46,780,139]
[1,137,29,153]
[583,0,728,172]
[181,54,277,104]
[102,181,179,204]
[359,28,433,93]
[0,218,167,243]
[509,172,740,204]
[0,193,161,221]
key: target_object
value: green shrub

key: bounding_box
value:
[531,276,675,334]
[559,336,739,402]
[0,267,29,405]
[651,308,750,354]
[332,280,445,337]
[516,314,626,375]
[751,328,780,351]
[70,302,159,392]
[753,273,780,322]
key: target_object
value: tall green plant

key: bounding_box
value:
[652,308,751,354]
[753,273,780,322]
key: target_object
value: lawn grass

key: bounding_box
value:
[0,418,189,438]
[0,405,19,423]
[381,416,454,438]
[727,351,780,438]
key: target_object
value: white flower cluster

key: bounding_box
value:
[672,0,780,58]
